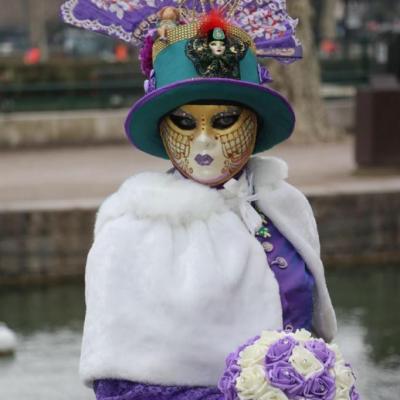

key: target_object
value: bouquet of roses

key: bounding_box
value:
[218,329,360,400]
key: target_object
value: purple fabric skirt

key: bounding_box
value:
[94,380,222,400]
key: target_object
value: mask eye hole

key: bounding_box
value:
[169,114,196,130]
[212,113,240,130]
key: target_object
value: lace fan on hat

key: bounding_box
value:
[61,0,302,63]
[230,0,302,63]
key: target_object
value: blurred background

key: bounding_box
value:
[0,1,399,399]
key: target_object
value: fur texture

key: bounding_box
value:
[95,156,288,236]
[95,171,228,236]
[81,155,336,388]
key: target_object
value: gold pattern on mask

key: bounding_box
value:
[219,112,256,161]
[214,109,257,177]
[160,120,193,174]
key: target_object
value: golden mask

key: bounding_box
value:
[160,104,257,187]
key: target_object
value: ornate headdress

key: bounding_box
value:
[61,0,303,158]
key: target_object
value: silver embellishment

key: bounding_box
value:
[262,241,274,252]
[271,256,288,269]
[284,324,294,332]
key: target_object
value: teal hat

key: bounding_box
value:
[125,22,295,159]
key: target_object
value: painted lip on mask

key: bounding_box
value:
[195,154,214,166]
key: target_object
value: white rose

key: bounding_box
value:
[289,345,324,379]
[289,329,312,342]
[333,363,355,398]
[258,387,289,400]
[236,365,268,400]
[239,342,268,368]
[257,330,284,347]
[334,389,351,400]
[329,343,345,365]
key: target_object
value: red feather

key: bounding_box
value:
[199,9,228,37]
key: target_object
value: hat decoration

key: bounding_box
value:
[61,0,302,65]
[198,9,228,37]
[185,9,248,79]
[61,0,302,85]
[61,0,303,159]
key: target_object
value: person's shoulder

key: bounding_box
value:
[249,155,310,208]
[248,155,288,188]
[250,156,336,340]
[95,171,227,236]
[250,155,320,253]
[94,172,166,235]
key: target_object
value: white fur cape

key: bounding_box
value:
[80,156,337,387]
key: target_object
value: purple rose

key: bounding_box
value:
[265,336,297,365]
[305,339,335,368]
[218,336,261,400]
[224,351,241,375]
[266,361,305,396]
[219,350,243,400]
[350,385,360,400]
[303,373,336,400]
[225,351,237,369]
[218,368,240,400]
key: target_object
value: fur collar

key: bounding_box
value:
[248,156,288,188]
[95,156,288,235]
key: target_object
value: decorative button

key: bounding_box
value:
[271,257,288,269]
[262,242,274,252]
[284,324,294,332]
[256,226,271,239]
[259,213,268,225]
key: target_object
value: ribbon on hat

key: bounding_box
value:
[221,172,263,235]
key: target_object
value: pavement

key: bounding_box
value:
[1,137,400,211]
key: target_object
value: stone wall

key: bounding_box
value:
[310,191,400,267]
[0,207,95,285]
[0,191,399,285]
[0,110,127,149]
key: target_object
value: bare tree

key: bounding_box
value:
[27,0,49,60]
[267,0,341,142]
[319,0,338,40]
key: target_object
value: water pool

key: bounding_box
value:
[1,266,399,399]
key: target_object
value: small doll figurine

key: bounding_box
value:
[157,6,180,42]
[186,28,247,78]
[186,10,248,78]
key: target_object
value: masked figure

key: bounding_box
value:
[61,2,338,400]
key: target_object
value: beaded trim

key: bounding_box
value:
[152,22,256,61]
[257,47,297,57]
